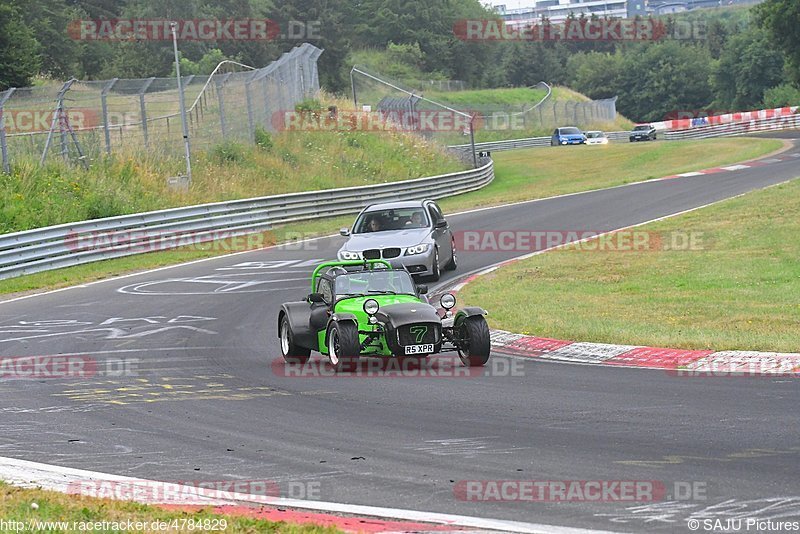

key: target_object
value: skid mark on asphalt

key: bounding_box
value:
[615,447,800,468]
[116,258,325,295]
[411,437,529,458]
[45,373,337,406]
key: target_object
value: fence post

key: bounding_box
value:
[0,88,15,174]
[101,78,118,155]
[41,79,75,166]
[245,75,256,141]
[138,77,155,147]
[215,73,231,139]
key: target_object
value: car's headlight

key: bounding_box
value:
[340,250,362,260]
[363,299,379,315]
[561,140,567,145]
[440,293,456,310]
[404,244,430,256]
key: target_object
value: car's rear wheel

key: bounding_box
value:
[280,315,310,365]
[327,321,360,372]
[428,247,441,282]
[444,238,458,271]
[456,315,491,367]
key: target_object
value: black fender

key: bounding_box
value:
[325,313,358,345]
[278,302,317,350]
[454,307,488,325]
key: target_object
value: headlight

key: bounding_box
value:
[404,244,430,256]
[340,250,362,260]
[561,140,567,145]
[440,293,456,310]
[363,299,379,315]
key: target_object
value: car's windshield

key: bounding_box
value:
[559,127,582,135]
[634,125,651,131]
[586,132,604,138]
[334,270,417,296]
[354,208,429,233]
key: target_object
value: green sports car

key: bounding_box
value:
[277,258,491,372]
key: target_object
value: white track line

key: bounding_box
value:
[0,456,624,534]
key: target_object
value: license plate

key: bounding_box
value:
[405,344,434,355]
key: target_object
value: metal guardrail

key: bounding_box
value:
[0,160,494,280]
[449,114,800,153]
[664,115,800,140]
[449,131,629,153]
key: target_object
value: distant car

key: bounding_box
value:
[629,124,657,142]
[585,131,609,145]
[337,200,457,282]
[551,127,587,146]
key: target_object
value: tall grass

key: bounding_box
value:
[0,100,462,234]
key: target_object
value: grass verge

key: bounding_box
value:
[0,482,340,534]
[0,137,784,298]
[438,137,783,213]
[459,177,800,352]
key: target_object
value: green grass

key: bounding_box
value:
[0,137,783,298]
[438,137,783,212]
[0,482,340,534]
[426,87,548,107]
[460,177,800,352]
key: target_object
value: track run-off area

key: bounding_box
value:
[1,137,799,533]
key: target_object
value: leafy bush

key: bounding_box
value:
[254,127,274,151]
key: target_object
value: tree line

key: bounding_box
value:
[0,0,798,122]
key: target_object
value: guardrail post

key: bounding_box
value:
[0,88,15,174]
[138,77,155,147]
[101,78,118,155]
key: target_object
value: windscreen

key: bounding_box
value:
[334,270,417,296]
[560,127,582,135]
[354,208,429,233]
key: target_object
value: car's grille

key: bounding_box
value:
[382,248,401,259]
[397,323,440,346]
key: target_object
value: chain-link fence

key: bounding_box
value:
[0,43,323,172]
[349,66,618,151]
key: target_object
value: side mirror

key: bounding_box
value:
[417,284,428,295]
[435,220,448,229]
[340,228,350,237]
[308,292,325,303]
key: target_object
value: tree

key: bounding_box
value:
[0,2,40,89]
[712,28,785,110]
[755,0,800,87]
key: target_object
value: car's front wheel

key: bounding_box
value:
[456,315,491,367]
[327,321,360,372]
[429,247,441,282]
[444,238,458,271]
[280,315,310,365]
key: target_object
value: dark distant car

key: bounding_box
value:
[629,124,657,142]
[551,127,587,146]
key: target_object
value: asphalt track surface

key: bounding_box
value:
[1,140,799,533]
